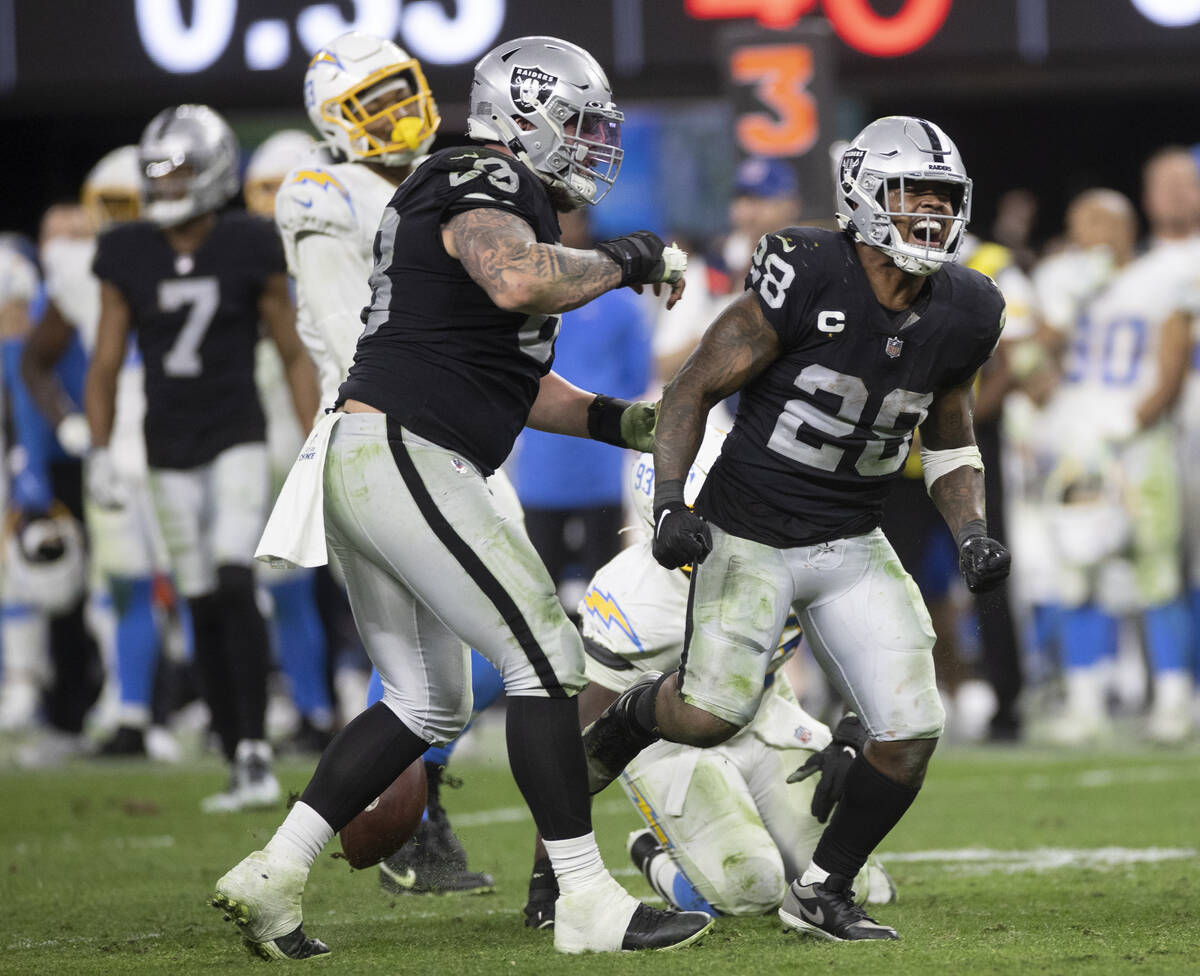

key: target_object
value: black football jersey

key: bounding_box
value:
[337,146,562,475]
[698,227,1005,548]
[92,212,282,469]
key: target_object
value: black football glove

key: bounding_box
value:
[595,231,686,287]
[957,524,1011,593]
[651,479,712,570]
[786,712,868,824]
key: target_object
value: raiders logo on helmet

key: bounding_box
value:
[510,65,557,112]
[840,148,866,194]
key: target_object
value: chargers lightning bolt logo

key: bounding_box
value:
[582,587,643,652]
[288,169,355,212]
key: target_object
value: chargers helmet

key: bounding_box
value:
[138,105,240,227]
[244,129,318,217]
[81,146,141,230]
[3,509,87,616]
[836,116,972,276]
[467,36,623,206]
[304,32,439,166]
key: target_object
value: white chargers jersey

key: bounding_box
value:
[1056,247,1192,426]
[275,160,399,407]
[40,236,147,480]
[1033,247,1116,336]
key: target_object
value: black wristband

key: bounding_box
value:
[653,478,687,520]
[955,519,987,549]
[587,394,632,447]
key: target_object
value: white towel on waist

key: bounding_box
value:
[255,412,343,568]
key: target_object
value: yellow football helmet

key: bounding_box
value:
[304,32,439,166]
[81,145,140,230]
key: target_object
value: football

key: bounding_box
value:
[339,759,428,869]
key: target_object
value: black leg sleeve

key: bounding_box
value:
[300,701,430,831]
[506,696,593,841]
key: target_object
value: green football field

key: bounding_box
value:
[2,737,1198,976]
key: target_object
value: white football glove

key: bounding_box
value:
[55,413,91,458]
[85,447,126,509]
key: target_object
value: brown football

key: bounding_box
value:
[339,758,428,869]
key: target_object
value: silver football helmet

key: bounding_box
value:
[138,104,240,227]
[467,36,623,206]
[836,116,972,276]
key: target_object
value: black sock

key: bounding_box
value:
[811,754,920,882]
[187,592,239,760]
[630,671,672,737]
[300,701,429,831]
[506,696,592,841]
[215,565,270,743]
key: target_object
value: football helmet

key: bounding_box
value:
[304,32,439,166]
[81,146,140,230]
[467,36,623,206]
[244,129,317,216]
[836,116,972,276]
[138,105,240,227]
[3,509,87,616]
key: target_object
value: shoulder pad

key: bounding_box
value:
[275,166,359,239]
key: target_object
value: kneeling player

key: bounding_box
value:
[525,426,894,924]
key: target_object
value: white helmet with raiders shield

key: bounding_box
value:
[81,145,141,231]
[467,36,623,206]
[138,105,240,227]
[837,116,972,276]
[304,31,440,166]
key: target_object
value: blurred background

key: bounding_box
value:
[2,0,1200,765]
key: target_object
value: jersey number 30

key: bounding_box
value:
[159,277,220,378]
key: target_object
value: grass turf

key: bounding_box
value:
[1,742,1197,975]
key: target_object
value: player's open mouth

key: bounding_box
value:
[909,217,945,248]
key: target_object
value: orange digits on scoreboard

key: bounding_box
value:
[688,0,953,57]
[731,44,818,157]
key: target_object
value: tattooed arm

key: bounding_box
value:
[920,377,987,538]
[442,207,622,314]
[654,291,781,483]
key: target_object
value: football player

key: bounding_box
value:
[21,147,178,758]
[84,105,321,810]
[213,35,708,960]
[581,117,1010,942]
[243,128,339,754]
[1034,188,1192,744]
[276,33,500,893]
[524,425,894,927]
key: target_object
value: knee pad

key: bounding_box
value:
[380,683,471,748]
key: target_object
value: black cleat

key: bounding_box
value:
[581,671,662,794]
[779,876,898,941]
[242,925,330,961]
[96,725,147,757]
[620,904,714,951]
[379,819,495,895]
[523,856,558,929]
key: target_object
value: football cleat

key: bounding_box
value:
[580,671,662,794]
[378,818,495,895]
[779,876,898,941]
[95,724,147,757]
[202,741,281,813]
[554,872,713,954]
[523,856,558,929]
[211,849,329,960]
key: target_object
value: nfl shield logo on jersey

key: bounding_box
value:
[885,336,904,358]
[511,66,557,112]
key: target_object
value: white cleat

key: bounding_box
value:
[211,849,329,960]
[554,872,713,954]
[202,741,281,813]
